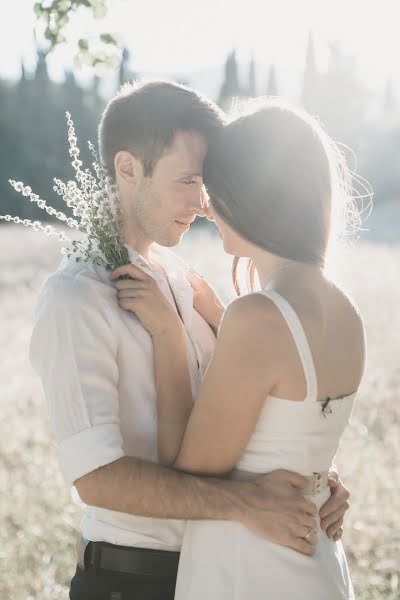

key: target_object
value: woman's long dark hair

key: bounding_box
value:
[203,99,365,294]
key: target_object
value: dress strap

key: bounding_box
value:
[258,288,318,403]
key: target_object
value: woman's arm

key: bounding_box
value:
[152,293,275,469]
[173,294,277,474]
[110,263,195,464]
[152,321,194,464]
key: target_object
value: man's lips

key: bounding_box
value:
[175,220,194,229]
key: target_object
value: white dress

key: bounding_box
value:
[175,289,359,600]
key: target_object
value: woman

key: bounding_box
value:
[112,100,366,599]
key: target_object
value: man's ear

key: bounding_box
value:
[114,151,142,184]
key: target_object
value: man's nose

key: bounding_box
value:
[188,186,208,217]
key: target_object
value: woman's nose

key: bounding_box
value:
[205,204,216,222]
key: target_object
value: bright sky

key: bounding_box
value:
[1,0,398,98]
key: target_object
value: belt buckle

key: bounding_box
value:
[312,472,323,495]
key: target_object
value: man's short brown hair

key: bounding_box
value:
[98,80,225,179]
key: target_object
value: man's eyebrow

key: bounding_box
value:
[179,171,203,177]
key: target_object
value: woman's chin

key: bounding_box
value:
[221,240,237,256]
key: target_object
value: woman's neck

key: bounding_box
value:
[253,253,323,291]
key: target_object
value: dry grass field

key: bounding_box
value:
[0,224,399,599]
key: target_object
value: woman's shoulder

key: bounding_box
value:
[225,291,284,321]
[220,292,288,349]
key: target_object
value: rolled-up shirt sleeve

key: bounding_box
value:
[29,272,125,485]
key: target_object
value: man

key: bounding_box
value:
[30,81,350,600]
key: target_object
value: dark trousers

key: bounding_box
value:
[69,564,178,600]
[69,543,179,600]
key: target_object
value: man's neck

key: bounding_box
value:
[123,224,152,260]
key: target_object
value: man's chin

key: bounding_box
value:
[154,232,184,248]
[151,222,192,248]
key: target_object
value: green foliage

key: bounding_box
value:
[34,0,121,69]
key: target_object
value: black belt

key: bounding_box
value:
[82,540,180,578]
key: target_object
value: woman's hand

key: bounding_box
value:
[110,264,181,337]
[186,268,225,333]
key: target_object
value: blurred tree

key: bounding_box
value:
[301,36,367,150]
[218,50,242,109]
[118,48,137,87]
[266,65,278,96]
[248,56,257,97]
[0,50,103,221]
[301,30,319,112]
[35,48,50,82]
[318,43,367,149]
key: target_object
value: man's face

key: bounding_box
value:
[130,130,208,247]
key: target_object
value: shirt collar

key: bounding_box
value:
[125,244,150,268]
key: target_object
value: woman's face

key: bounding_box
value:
[206,202,252,257]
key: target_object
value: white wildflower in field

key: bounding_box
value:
[1,112,129,271]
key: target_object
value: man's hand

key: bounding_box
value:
[237,469,319,556]
[319,469,350,541]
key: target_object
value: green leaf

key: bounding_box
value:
[56,14,69,27]
[99,33,119,46]
[91,0,107,19]
[33,2,43,17]
[44,29,57,43]
[78,38,89,52]
[58,0,71,11]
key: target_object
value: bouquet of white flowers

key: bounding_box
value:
[1,112,129,270]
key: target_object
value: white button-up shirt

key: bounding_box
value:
[29,244,216,550]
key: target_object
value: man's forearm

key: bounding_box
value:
[75,458,330,556]
[75,456,243,522]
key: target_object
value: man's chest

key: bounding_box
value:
[110,299,216,457]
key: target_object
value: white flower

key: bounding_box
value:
[12,180,24,192]
[2,111,127,271]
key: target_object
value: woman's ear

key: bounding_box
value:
[114,151,142,184]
